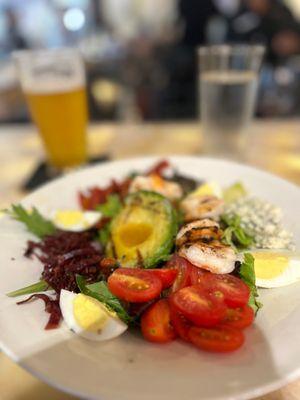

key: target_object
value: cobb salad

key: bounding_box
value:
[5,160,299,353]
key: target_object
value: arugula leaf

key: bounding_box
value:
[7,204,56,238]
[6,280,50,297]
[76,275,131,324]
[221,214,253,250]
[96,194,122,218]
[239,253,262,315]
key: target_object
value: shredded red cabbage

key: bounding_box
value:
[17,294,62,330]
[25,231,104,293]
[19,230,106,329]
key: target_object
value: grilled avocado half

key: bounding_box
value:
[110,191,177,268]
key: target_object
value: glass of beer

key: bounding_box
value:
[14,48,88,169]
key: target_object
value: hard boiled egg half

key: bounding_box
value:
[189,181,222,198]
[52,210,102,232]
[253,249,300,288]
[60,289,127,341]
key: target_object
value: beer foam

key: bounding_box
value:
[23,79,85,94]
[16,50,86,93]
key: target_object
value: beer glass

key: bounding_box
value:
[14,48,88,169]
[198,45,265,157]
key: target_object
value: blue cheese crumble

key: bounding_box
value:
[224,196,295,250]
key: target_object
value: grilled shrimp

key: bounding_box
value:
[178,241,237,274]
[129,174,183,200]
[176,219,222,247]
[180,194,224,222]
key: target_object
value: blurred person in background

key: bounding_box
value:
[3,7,28,52]
[162,0,300,119]
[0,0,300,122]
[230,0,300,64]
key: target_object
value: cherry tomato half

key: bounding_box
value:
[169,301,192,341]
[189,265,209,285]
[188,326,245,352]
[222,305,254,330]
[200,273,250,308]
[170,285,227,327]
[147,268,178,289]
[108,268,162,303]
[166,254,193,292]
[141,299,176,343]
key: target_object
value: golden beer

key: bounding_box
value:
[15,48,88,169]
[25,87,87,168]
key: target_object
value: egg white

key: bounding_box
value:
[52,210,102,232]
[59,289,127,341]
[253,250,300,288]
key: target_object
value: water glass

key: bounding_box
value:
[198,45,265,157]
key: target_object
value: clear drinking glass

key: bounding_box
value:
[14,48,88,169]
[198,45,265,157]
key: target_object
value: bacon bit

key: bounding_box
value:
[78,178,132,210]
[99,257,119,280]
[94,216,111,230]
[17,294,62,330]
[146,160,170,177]
[100,257,119,269]
[78,160,169,210]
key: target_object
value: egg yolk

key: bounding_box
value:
[191,183,215,197]
[54,210,87,228]
[253,252,289,279]
[73,294,109,333]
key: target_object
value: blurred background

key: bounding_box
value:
[1,0,300,123]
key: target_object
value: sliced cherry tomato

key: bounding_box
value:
[189,265,209,285]
[166,254,193,292]
[189,326,245,352]
[147,268,178,289]
[108,268,162,303]
[200,273,250,308]
[169,301,192,341]
[170,285,227,327]
[141,299,176,343]
[222,305,254,330]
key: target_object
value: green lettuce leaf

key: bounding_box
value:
[76,275,131,324]
[6,204,56,238]
[239,253,262,314]
[221,214,253,250]
[96,194,122,218]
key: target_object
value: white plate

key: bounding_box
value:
[1,156,300,400]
